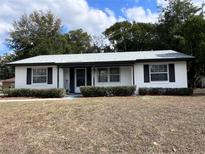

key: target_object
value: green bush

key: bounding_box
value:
[139,88,193,96]
[80,86,136,97]
[106,86,136,96]
[80,86,107,97]
[3,88,66,98]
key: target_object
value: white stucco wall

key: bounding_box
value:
[15,65,58,89]
[134,61,188,93]
[94,66,133,87]
[15,61,188,93]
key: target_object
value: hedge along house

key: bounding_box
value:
[9,50,194,94]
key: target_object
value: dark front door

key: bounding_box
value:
[75,68,86,93]
[87,67,92,86]
[70,68,75,93]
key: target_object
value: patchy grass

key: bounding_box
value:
[0,96,205,153]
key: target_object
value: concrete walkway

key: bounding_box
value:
[0,95,77,102]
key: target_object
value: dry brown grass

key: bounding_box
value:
[0,96,205,153]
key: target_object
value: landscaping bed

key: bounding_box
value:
[3,88,66,98]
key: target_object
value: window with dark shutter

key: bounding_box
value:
[144,65,150,83]
[27,68,32,85]
[150,64,168,81]
[169,64,175,82]
[32,68,47,83]
[48,67,53,84]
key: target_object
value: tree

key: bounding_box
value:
[90,35,113,53]
[0,54,16,80]
[157,0,200,50]
[64,29,92,54]
[103,0,205,87]
[8,10,63,59]
[157,0,205,87]
[182,16,205,86]
[104,21,132,51]
[130,22,159,50]
[104,21,158,51]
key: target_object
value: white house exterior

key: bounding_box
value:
[9,50,194,93]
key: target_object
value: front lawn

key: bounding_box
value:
[0,96,205,153]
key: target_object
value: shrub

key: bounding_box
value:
[3,88,66,98]
[80,86,136,97]
[139,88,193,96]
[80,86,107,97]
[106,86,136,96]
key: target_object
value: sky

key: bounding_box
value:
[0,0,204,55]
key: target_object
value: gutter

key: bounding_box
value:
[7,62,56,66]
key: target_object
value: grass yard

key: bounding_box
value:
[0,96,205,153]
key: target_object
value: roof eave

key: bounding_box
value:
[135,57,195,62]
[7,57,194,66]
[7,62,56,66]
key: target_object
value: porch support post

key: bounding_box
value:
[132,64,135,86]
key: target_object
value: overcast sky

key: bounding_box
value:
[0,0,203,55]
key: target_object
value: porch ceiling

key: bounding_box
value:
[59,61,135,67]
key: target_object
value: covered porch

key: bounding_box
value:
[58,63,135,93]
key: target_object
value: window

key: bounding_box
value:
[32,68,47,83]
[150,64,168,81]
[97,67,120,83]
[110,68,120,82]
[98,68,108,82]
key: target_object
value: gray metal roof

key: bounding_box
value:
[9,50,194,65]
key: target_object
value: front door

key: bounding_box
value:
[75,68,86,93]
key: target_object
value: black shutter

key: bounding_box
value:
[27,68,32,85]
[48,67,53,84]
[169,64,175,82]
[144,64,150,83]
[70,68,75,93]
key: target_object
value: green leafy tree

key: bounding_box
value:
[182,16,205,86]
[157,0,205,86]
[64,29,92,54]
[157,0,200,50]
[8,10,64,59]
[0,54,16,80]
[104,21,159,51]
[104,21,132,51]
[103,0,205,86]
[6,11,94,78]
[131,22,159,50]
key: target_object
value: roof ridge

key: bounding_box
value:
[35,50,175,57]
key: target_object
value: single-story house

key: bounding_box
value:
[9,50,194,93]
